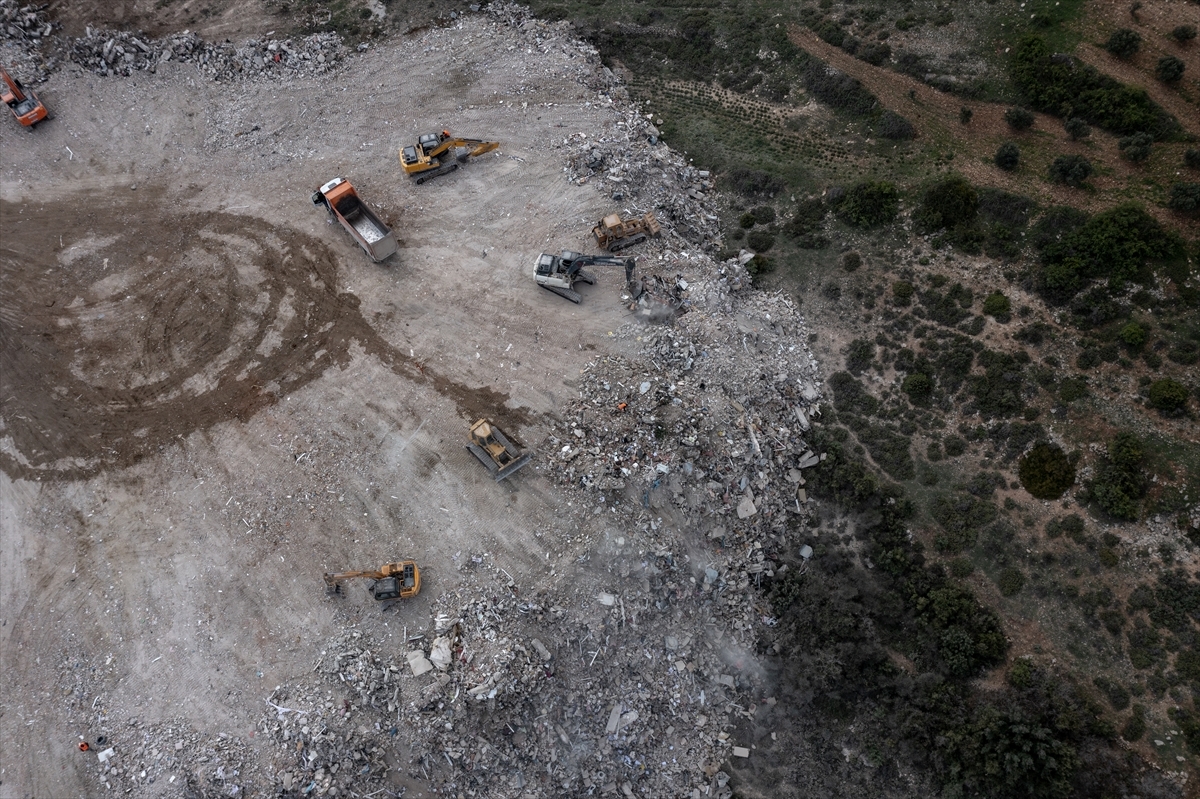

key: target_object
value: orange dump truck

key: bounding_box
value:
[311,177,398,263]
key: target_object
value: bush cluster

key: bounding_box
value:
[1118,132,1153,163]
[1048,154,1093,187]
[1168,182,1200,213]
[914,175,977,234]
[836,181,900,228]
[1011,35,1180,139]
[1004,107,1035,131]
[1033,202,1179,305]
[1148,378,1189,413]
[1089,432,1146,520]
[1105,28,1141,59]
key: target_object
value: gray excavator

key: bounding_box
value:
[533,250,636,304]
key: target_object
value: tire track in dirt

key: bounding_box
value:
[0,192,532,481]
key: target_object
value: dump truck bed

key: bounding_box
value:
[314,178,399,262]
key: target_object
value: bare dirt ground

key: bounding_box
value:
[0,10,663,797]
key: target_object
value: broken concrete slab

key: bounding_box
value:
[736,495,757,519]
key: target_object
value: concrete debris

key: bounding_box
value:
[67,27,345,81]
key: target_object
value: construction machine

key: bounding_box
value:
[399,130,500,184]
[533,250,636,304]
[311,177,399,262]
[2,66,49,128]
[592,211,661,252]
[324,560,421,601]
[467,418,531,481]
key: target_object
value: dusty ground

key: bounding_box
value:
[0,11,670,797]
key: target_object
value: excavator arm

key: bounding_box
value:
[428,137,500,159]
[324,561,421,601]
[565,253,636,283]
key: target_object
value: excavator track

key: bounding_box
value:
[413,162,459,185]
[541,284,582,303]
[607,233,646,252]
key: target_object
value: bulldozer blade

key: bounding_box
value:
[492,452,531,481]
[541,284,581,303]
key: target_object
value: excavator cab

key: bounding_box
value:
[371,563,419,601]
[2,67,49,128]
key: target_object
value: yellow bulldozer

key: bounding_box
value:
[592,211,661,252]
[399,130,500,184]
[324,560,421,602]
[466,418,531,481]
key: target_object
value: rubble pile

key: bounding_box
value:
[66,27,345,81]
[0,0,59,82]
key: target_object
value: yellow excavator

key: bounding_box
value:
[324,561,421,602]
[399,130,500,184]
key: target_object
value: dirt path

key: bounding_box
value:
[787,25,1198,227]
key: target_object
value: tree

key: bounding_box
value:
[1064,117,1090,141]
[837,181,900,228]
[995,142,1020,171]
[915,175,978,233]
[902,373,933,405]
[1168,182,1200,212]
[1148,378,1189,413]
[1105,28,1141,59]
[1171,25,1197,44]
[1048,154,1092,187]
[1119,132,1153,163]
[1019,442,1076,499]
[1156,55,1186,83]
[1004,107,1035,131]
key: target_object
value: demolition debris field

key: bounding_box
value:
[0,3,830,798]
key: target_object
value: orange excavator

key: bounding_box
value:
[324,560,421,602]
[2,67,49,128]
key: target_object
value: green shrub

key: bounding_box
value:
[1099,546,1120,568]
[928,441,944,462]
[998,567,1026,596]
[1094,676,1131,710]
[1018,442,1076,499]
[739,212,756,228]
[1058,377,1089,402]
[959,106,973,125]
[892,280,914,306]
[994,142,1021,171]
[1172,25,1198,43]
[944,435,967,457]
[982,292,1011,320]
[750,205,776,225]
[1168,182,1200,212]
[1118,132,1153,163]
[1148,378,1189,413]
[1186,149,1200,169]
[746,230,776,252]
[968,350,1027,417]
[1156,55,1186,84]
[1119,322,1146,348]
[1048,154,1093,186]
[803,62,878,117]
[1004,107,1035,131]
[838,181,900,228]
[931,492,998,553]
[1046,514,1085,539]
[915,175,978,233]
[845,339,875,374]
[902,373,934,405]
[1064,117,1090,140]
[783,198,828,245]
[878,110,916,140]
[1105,28,1142,59]
[1121,705,1147,742]
[1091,432,1146,521]
[949,557,974,578]
[728,168,785,198]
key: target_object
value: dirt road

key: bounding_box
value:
[0,14,650,796]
